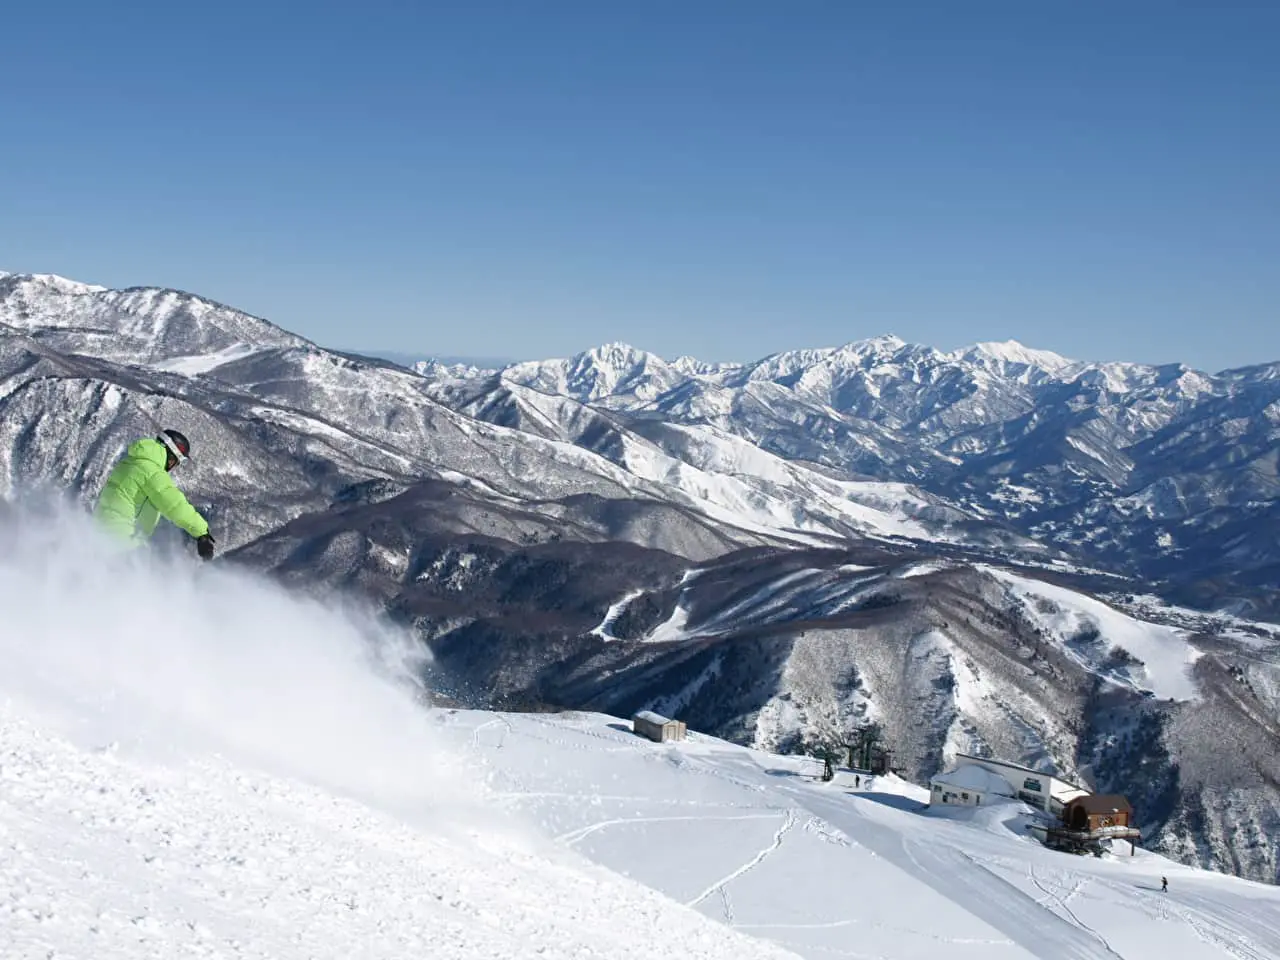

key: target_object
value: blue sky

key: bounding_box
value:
[1,2,1276,370]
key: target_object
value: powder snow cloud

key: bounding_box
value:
[0,501,470,819]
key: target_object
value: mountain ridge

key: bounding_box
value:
[415,330,1279,619]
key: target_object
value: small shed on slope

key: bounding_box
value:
[930,764,1015,807]
[633,711,687,743]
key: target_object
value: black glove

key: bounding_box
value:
[196,533,216,561]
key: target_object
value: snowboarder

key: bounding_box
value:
[1161,876,1168,893]
[94,429,215,560]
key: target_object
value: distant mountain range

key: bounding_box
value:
[3,270,1279,883]
[414,336,1280,621]
[362,350,517,371]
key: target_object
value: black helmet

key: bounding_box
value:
[158,428,191,465]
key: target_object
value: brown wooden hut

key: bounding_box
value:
[1043,793,1141,856]
[633,711,687,743]
[1062,794,1133,832]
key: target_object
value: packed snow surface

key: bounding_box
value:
[3,508,1278,959]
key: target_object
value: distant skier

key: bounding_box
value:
[1161,876,1168,893]
[94,429,215,560]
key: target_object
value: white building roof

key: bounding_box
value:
[955,753,1087,793]
[634,710,673,725]
[931,765,1015,795]
[1054,786,1091,804]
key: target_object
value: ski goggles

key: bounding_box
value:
[159,433,189,466]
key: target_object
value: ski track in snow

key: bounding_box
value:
[686,809,796,908]
[558,812,784,847]
[1027,864,1123,959]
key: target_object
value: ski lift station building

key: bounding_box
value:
[930,763,1015,806]
[633,711,687,743]
[931,754,1089,814]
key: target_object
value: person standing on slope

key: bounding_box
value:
[94,429,216,560]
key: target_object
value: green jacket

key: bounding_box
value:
[94,437,210,543]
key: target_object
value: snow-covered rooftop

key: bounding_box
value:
[932,764,1016,795]
[634,709,676,725]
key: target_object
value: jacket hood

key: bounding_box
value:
[126,437,167,468]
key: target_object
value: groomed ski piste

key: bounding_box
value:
[3,510,1280,960]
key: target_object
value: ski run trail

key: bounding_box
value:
[3,510,1280,960]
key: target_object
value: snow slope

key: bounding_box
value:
[438,711,1280,960]
[0,508,795,960]
[983,566,1203,701]
[152,342,262,375]
[3,508,1278,960]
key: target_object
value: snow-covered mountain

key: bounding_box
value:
[2,274,1024,556]
[426,333,1280,620]
[4,272,1280,885]
[4,515,1279,960]
[0,273,309,368]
